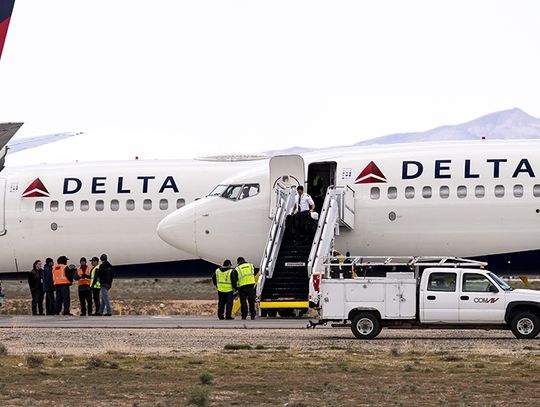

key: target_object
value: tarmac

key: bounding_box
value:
[0,315,315,329]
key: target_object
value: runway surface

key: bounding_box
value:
[0,315,313,329]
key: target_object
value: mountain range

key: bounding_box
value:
[265,108,540,155]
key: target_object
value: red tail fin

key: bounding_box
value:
[0,0,16,61]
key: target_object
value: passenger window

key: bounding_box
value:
[457,185,467,198]
[96,200,105,211]
[176,199,185,209]
[65,200,74,212]
[405,186,414,199]
[126,199,135,211]
[81,200,89,211]
[143,199,152,210]
[387,187,397,199]
[439,186,450,199]
[422,186,432,199]
[159,199,168,210]
[50,201,59,212]
[494,185,505,198]
[427,272,456,292]
[475,185,485,198]
[239,184,260,200]
[35,201,44,212]
[462,273,497,293]
[370,187,380,200]
[513,184,523,198]
[111,199,120,211]
[534,185,540,198]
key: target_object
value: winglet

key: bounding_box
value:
[0,0,16,61]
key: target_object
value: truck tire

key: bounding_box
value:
[511,311,540,339]
[351,313,381,339]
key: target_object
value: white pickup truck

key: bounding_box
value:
[319,267,540,339]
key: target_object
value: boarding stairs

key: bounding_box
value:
[257,185,355,316]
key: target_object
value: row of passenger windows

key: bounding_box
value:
[34,198,186,213]
[370,184,540,200]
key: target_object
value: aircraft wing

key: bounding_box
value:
[6,131,81,154]
[0,122,23,150]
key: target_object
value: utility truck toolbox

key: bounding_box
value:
[316,257,540,340]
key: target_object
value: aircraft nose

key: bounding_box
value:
[157,207,198,257]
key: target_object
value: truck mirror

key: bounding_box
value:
[489,285,498,293]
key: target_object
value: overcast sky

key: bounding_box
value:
[1,0,540,165]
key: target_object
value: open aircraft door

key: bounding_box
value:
[0,178,6,236]
[269,155,305,218]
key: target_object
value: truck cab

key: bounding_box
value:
[319,262,540,340]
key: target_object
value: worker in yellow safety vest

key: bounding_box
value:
[234,257,256,320]
[89,257,101,315]
[53,255,74,315]
[75,257,93,316]
[212,259,237,320]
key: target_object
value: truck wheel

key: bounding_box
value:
[351,313,381,339]
[511,312,540,339]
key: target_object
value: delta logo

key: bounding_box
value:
[355,161,387,184]
[22,178,50,198]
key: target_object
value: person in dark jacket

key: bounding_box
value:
[96,254,114,316]
[42,258,55,315]
[212,259,238,320]
[28,260,44,315]
[53,255,75,316]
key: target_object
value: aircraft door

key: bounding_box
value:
[269,155,305,218]
[0,178,6,236]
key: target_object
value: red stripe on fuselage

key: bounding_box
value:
[0,16,12,61]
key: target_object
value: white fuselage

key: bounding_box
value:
[0,158,262,273]
[158,140,540,274]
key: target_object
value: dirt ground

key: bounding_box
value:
[0,328,539,406]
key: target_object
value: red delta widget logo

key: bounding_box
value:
[22,178,50,198]
[355,161,387,184]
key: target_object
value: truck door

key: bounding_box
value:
[421,271,459,323]
[269,155,305,218]
[0,178,6,236]
[458,272,506,323]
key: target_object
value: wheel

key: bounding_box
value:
[267,309,278,318]
[278,309,294,318]
[511,311,540,339]
[351,312,382,339]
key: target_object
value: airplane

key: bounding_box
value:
[157,140,540,275]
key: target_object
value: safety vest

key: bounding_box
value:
[77,266,91,286]
[90,265,101,289]
[236,263,255,287]
[215,268,233,293]
[52,264,70,285]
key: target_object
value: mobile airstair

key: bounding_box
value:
[256,185,355,316]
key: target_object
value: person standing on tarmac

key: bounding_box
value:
[212,259,237,320]
[53,256,75,315]
[89,257,101,315]
[42,258,55,315]
[234,257,256,320]
[96,254,114,316]
[75,257,93,316]
[28,260,44,315]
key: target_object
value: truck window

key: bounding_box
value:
[462,273,497,292]
[427,272,456,292]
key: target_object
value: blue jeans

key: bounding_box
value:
[98,287,112,315]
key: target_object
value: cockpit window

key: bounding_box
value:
[208,183,260,201]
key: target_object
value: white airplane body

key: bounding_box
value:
[158,140,540,275]
[0,158,263,274]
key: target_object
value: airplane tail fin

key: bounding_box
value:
[0,0,16,61]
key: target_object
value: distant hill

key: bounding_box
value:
[264,108,540,155]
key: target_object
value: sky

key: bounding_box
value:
[1,0,540,165]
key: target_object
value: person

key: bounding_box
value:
[42,258,55,315]
[329,250,341,279]
[294,185,315,234]
[89,257,101,315]
[28,260,44,315]
[53,256,75,315]
[96,254,114,316]
[75,257,93,316]
[212,259,237,320]
[234,257,256,320]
